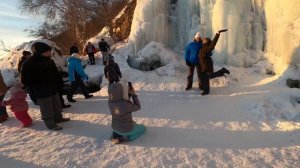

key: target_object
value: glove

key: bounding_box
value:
[218,29,228,33]
[186,61,191,66]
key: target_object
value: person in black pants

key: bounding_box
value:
[199,29,230,95]
[57,70,71,108]
[184,32,203,90]
[21,42,70,130]
[98,38,110,65]
[67,53,93,102]
[104,55,122,85]
[83,42,96,65]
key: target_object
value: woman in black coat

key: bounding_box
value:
[21,42,70,130]
[199,29,230,95]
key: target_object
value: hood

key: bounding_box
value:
[108,83,123,102]
[71,53,82,59]
[107,59,115,65]
[10,81,23,94]
[68,55,81,63]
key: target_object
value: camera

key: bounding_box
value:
[128,82,133,91]
[128,82,133,99]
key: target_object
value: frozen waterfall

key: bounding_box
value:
[128,0,300,74]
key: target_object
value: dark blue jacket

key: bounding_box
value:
[184,41,202,65]
[67,57,88,82]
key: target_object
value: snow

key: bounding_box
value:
[1,0,300,166]
[0,38,67,87]
[87,27,114,50]
[1,42,300,167]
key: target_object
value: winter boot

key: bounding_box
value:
[111,132,128,144]
[55,118,71,123]
[185,75,193,90]
[48,125,63,130]
[62,104,71,108]
[221,67,230,75]
[201,91,209,96]
[85,94,93,99]
[68,98,76,102]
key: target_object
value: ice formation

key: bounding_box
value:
[128,0,300,73]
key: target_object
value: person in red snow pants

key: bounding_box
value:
[1,81,32,127]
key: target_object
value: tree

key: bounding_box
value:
[0,40,10,53]
[20,0,129,53]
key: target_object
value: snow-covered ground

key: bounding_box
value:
[1,43,300,167]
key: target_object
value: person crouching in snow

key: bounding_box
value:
[1,81,32,127]
[104,55,122,85]
[108,82,146,144]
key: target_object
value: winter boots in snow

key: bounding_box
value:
[55,118,71,123]
[221,67,230,75]
[49,125,63,130]
[111,132,128,144]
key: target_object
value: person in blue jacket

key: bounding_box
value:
[67,53,93,102]
[184,32,203,90]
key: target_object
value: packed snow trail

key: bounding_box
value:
[1,72,300,167]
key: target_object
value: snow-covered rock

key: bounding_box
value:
[0,38,102,89]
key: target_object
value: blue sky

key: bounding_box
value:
[0,0,40,56]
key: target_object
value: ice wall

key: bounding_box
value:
[128,0,169,57]
[128,0,300,73]
[265,0,300,74]
[212,0,265,67]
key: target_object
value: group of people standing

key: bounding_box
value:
[184,29,230,95]
[0,39,144,144]
[0,31,231,144]
[72,38,111,65]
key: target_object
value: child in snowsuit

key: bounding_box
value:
[104,55,122,85]
[1,81,32,127]
[108,82,146,144]
[0,72,8,122]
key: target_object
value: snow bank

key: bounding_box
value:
[128,41,184,72]
[0,38,102,88]
[0,38,66,87]
[1,41,300,167]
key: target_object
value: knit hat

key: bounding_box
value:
[22,51,31,57]
[33,42,51,54]
[108,55,114,61]
[194,32,201,39]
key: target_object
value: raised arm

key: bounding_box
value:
[207,29,228,52]
[125,94,141,113]
[207,33,220,52]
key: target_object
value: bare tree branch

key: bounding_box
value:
[0,40,10,52]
